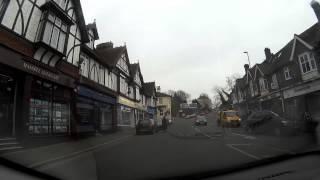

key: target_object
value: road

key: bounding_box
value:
[35,112,314,180]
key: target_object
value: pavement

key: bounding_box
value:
[0,112,317,180]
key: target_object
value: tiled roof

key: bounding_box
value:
[143,82,156,97]
[129,63,139,76]
[95,46,126,67]
[298,23,320,47]
[156,92,171,97]
[86,22,99,40]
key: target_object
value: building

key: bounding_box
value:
[130,63,147,125]
[232,0,320,129]
[95,42,135,128]
[143,82,157,120]
[156,92,172,122]
[0,0,90,139]
[76,23,118,134]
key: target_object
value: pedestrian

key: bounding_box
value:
[162,114,168,131]
[304,112,318,143]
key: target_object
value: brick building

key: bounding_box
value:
[232,0,320,129]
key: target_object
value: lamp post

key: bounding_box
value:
[243,51,251,67]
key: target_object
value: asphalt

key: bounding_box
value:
[2,112,317,180]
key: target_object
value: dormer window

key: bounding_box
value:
[37,12,68,53]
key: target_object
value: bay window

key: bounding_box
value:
[38,12,68,53]
[299,52,317,74]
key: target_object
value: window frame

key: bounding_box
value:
[271,74,278,89]
[298,52,317,74]
[284,67,292,80]
[0,0,9,21]
[38,12,69,53]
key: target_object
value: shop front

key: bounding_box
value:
[0,45,76,138]
[147,106,157,120]
[118,96,136,128]
[135,103,147,124]
[76,85,117,134]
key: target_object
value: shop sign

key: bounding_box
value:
[284,80,320,99]
[78,86,116,104]
[135,102,147,111]
[23,62,59,81]
[118,96,136,108]
[147,107,156,114]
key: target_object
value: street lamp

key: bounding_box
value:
[243,51,251,68]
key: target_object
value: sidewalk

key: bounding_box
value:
[1,129,135,169]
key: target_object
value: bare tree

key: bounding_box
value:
[225,73,241,92]
[211,73,241,110]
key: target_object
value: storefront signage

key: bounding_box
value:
[135,102,147,111]
[284,80,320,99]
[118,96,136,108]
[78,86,116,104]
[23,62,59,81]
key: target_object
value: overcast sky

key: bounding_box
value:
[80,0,317,99]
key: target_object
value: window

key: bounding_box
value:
[80,54,90,77]
[0,0,8,17]
[249,81,254,96]
[117,54,129,74]
[299,52,317,74]
[271,74,278,89]
[99,66,105,85]
[159,98,163,104]
[284,67,291,80]
[39,13,68,53]
[54,0,67,10]
[259,78,268,92]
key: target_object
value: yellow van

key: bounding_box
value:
[218,110,241,127]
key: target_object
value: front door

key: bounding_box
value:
[0,74,15,137]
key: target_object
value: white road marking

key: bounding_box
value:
[192,126,221,139]
[29,135,132,169]
[231,132,256,140]
[227,144,260,160]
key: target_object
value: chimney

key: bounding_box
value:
[311,0,320,22]
[264,48,272,61]
[156,86,161,92]
[244,64,249,74]
[96,41,113,50]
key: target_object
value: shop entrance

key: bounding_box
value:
[0,74,15,137]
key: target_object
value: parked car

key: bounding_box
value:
[136,119,156,135]
[195,116,207,126]
[244,110,295,136]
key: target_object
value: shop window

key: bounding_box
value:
[29,79,70,135]
[100,105,113,131]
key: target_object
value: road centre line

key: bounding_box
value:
[29,135,132,169]
[226,144,260,160]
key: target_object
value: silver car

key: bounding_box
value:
[195,116,207,126]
